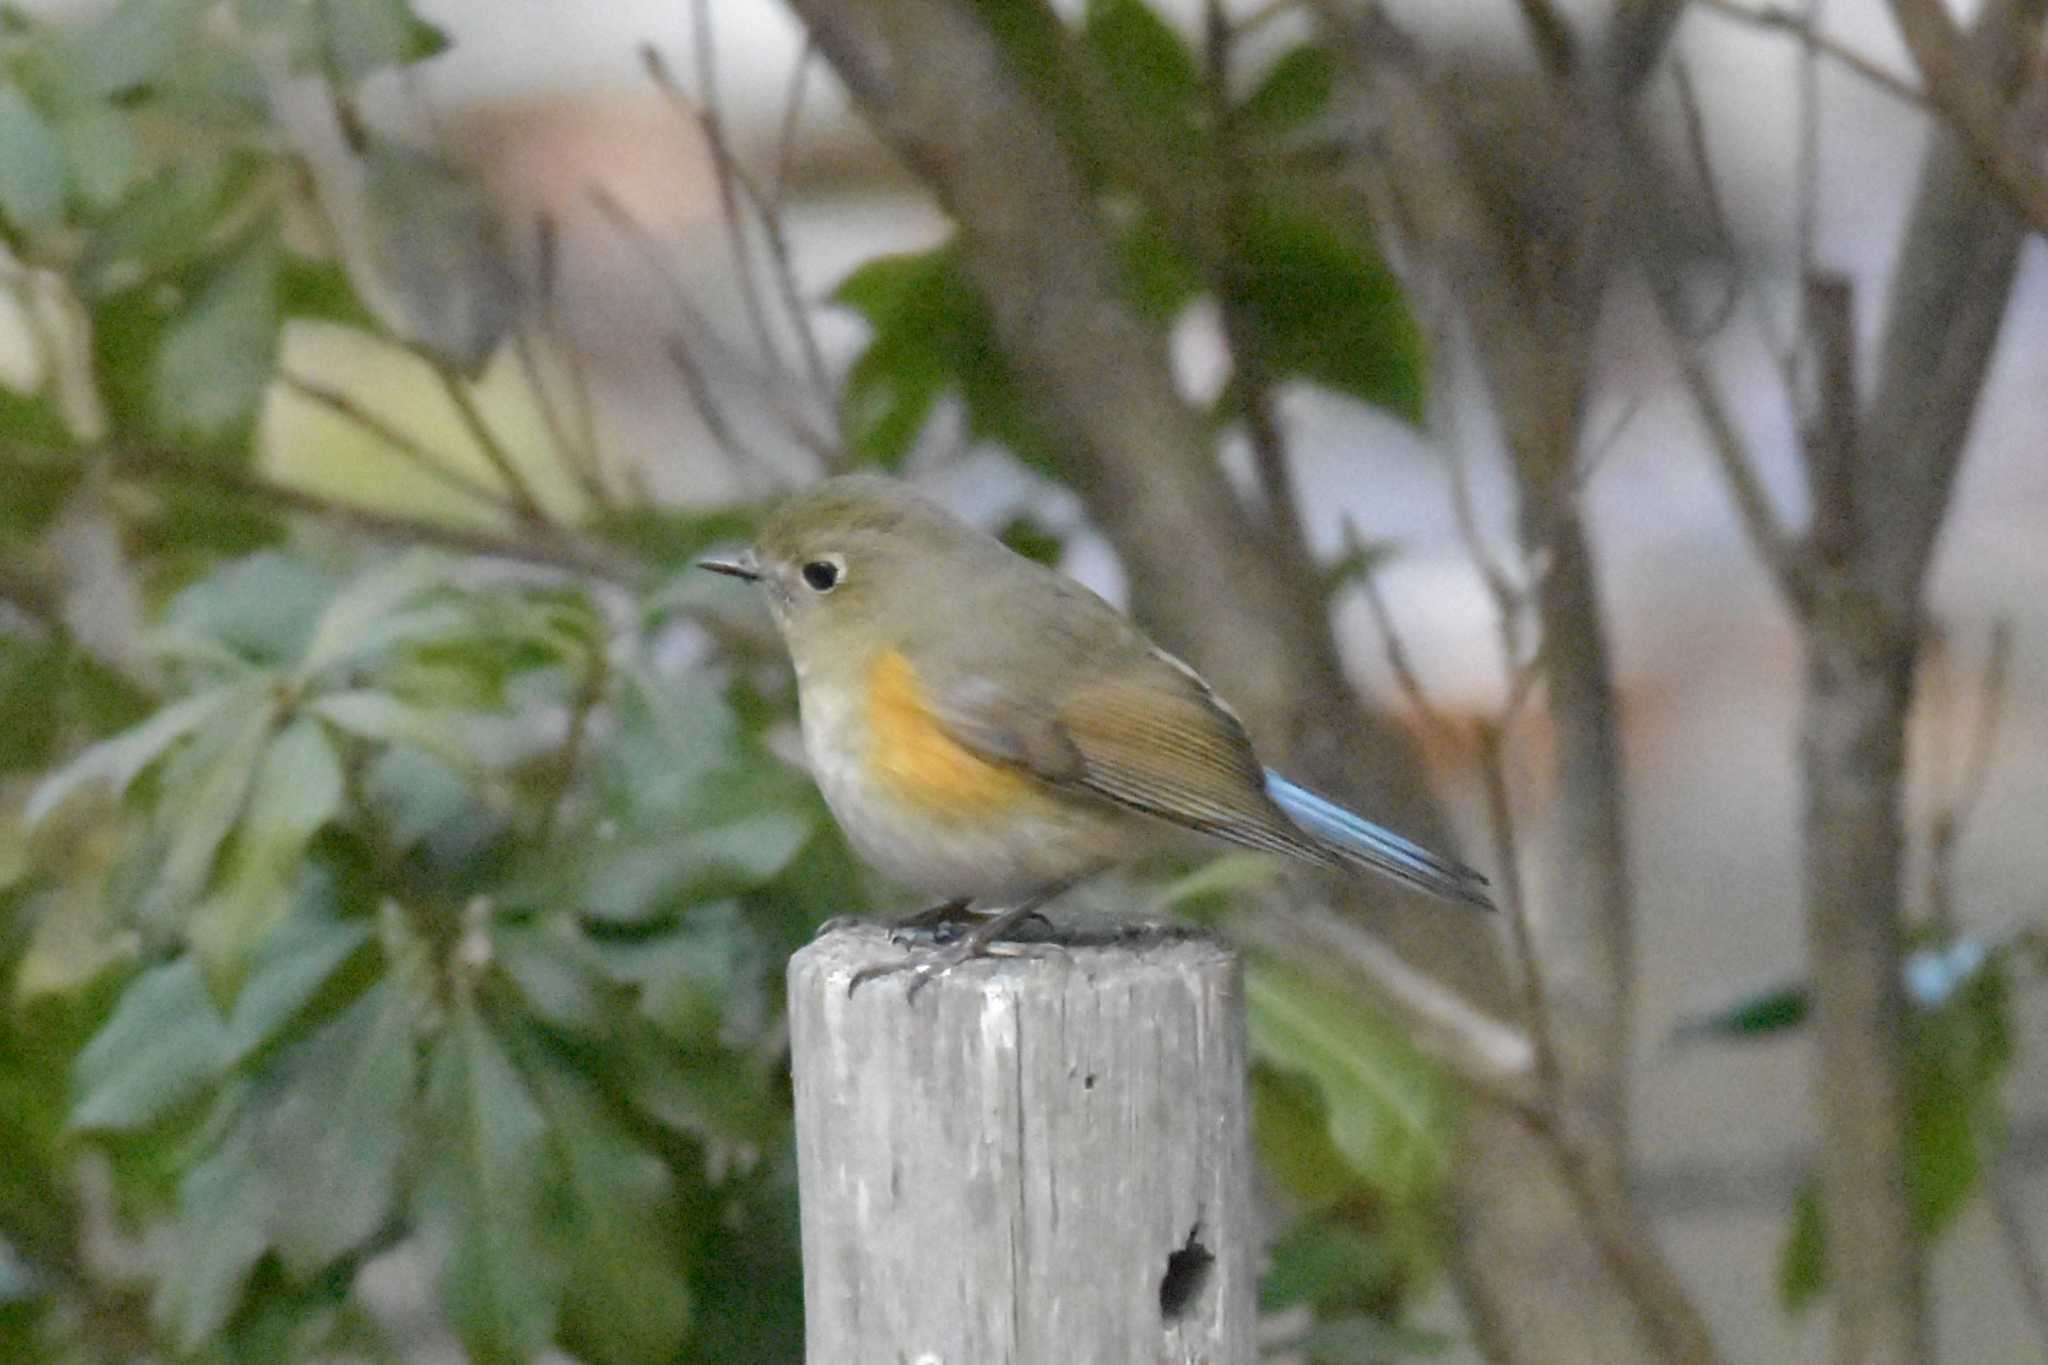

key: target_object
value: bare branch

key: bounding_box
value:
[508,324,608,510]
[1354,539,1453,743]
[415,356,548,522]
[1607,0,1691,93]
[590,187,838,473]
[769,35,816,214]
[660,330,781,491]
[647,28,839,425]
[1658,317,1808,601]
[1696,0,1929,109]
[36,439,636,582]
[1233,904,1539,1113]
[535,212,613,496]
[1205,0,1310,568]
[1513,0,1579,77]
[1888,0,2048,235]
[279,369,520,514]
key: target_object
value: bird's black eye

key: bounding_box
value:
[801,559,840,592]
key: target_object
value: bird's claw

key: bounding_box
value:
[846,939,1062,1000]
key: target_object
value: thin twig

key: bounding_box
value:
[661,331,777,490]
[1653,299,1808,601]
[1206,0,1311,566]
[535,212,615,499]
[508,323,607,510]
[1354,537,1454,743]
[1477,721,1553,1089]
[659,20,782,383]
[646,36,839,439]
[769,36,816,214]
[1233,904,1541,1114]
[1663,59,1800,387]
[538,642,608,845]
[279,370,520,513]
[1887,0,2048,234]
[415,355,548,522]
[590,187,837,473]
[1795,0,1825,323]
[1664,59,1742,342]
[43,439,636,582]
[1696,0,1929,109]
[509,214,607,505]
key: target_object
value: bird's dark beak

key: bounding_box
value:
[699,549,761,582]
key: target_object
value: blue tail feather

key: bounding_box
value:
[1264,771,1494,911]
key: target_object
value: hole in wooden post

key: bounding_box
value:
[1158,1224,1214,1322]
[1082,1073,1097,1090]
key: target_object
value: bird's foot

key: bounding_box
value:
[847,936,1062,1000]
[848,898,1068,999]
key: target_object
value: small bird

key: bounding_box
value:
[702,475,1491,984]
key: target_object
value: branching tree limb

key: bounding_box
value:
[1307,3,1718,1359]
[1662,1,2044,1358]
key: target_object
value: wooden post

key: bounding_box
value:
[788,921,1255,1365]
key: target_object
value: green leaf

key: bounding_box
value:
[82,162,236,282]
[592,505,759,572]
[1231,202,1425,422]
[1115,211,1203,322]
[319,0,451,80]
[222,888,373,1064]
[532,1060,692,1365]
[40,0,204,104]
[416,1001,561,1364]
[296,552,461,680]
[1777,958,2014,1310]
[162,551,340,667]
[256,964,418,1277]
[833,243,1057,469]
[1083,0,1199,127]
[152,1112,274,1353]
[72,958,227,1132]
[54,104,138,211]
[1778,1180,1824,1310]
[360,744,479,850]
[24,685,237,828]
[154,230,281,439]
[0,88,67,230]
[189,718,345,1002]
[309,689,480,774]
[577,814,811,925]
[1246,964,1452,1203]
[147,693,283,928]
[996,513,1065,567]
[0,637,65,773]
[1260,1214,1398,1314]
[238,0,447,78]
[276,253,382,332]
[495,919,620,1036]
[1241,45,1335,131]
[1670,985,1810,1047]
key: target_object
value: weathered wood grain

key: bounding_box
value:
[789,922,1253,1365]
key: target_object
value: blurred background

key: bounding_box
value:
[0,0,2044,1361]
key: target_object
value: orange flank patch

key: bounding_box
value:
[864,649,1038,819]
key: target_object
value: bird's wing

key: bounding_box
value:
[923,651,1339,868]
